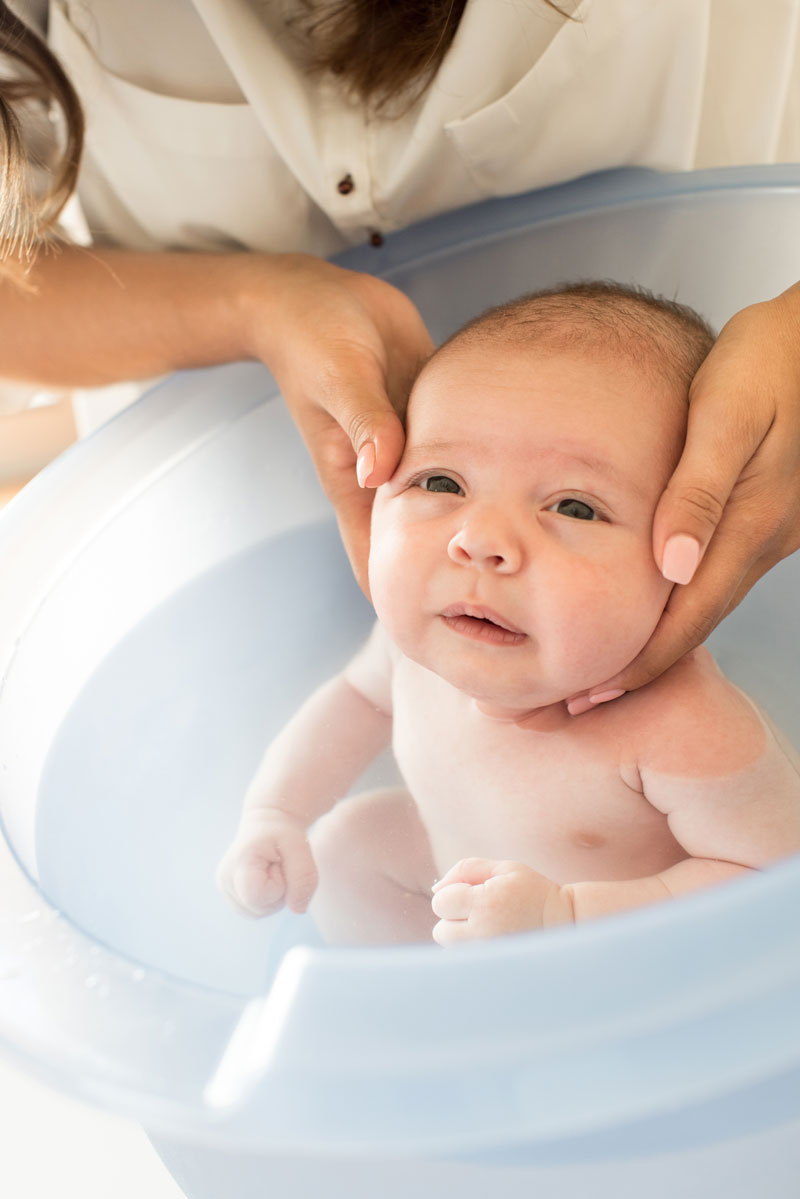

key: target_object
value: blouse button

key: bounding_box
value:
[336,174,355,195]
[369,231,384,248]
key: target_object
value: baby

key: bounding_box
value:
[218,282,800,947]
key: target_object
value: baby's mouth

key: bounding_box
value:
[440,604,527,646]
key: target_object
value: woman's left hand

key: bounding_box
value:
[568,283,800,715]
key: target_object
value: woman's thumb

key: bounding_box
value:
[653,402,757,585]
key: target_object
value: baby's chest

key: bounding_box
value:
[391,676,666,869]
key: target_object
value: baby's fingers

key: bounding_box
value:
[232,860,287,917]
[432,917,480,948]
[282,842,319,914]
[431,882,474,921]
[432,857,500,891]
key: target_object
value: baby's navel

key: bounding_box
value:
[572,830,606,850]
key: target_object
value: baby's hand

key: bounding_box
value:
[431,858,572,946]
[216,809,318,918]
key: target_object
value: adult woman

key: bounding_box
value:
[1,0,800,705]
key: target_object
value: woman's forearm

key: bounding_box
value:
[1,244,427,592]
[0,245,271,387]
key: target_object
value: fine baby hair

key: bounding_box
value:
[437,279,716,389]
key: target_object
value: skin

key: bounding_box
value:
[565,286,800,706]
[368,342,683,715]
[218,336,800,946]
[0,248,431,585]
[3,248,800,640]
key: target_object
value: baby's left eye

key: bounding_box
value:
[549,498,598,521]
[420,475,463,495]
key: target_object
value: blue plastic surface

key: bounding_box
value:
[1,166,800,1197]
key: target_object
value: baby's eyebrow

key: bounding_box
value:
[403,438,650,501]
[537,447,652,501]
[407,438,626,479]
[403,438,465,459]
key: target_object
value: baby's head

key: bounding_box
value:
[369,282,715,713]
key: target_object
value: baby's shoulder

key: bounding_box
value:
[619,647,768,775]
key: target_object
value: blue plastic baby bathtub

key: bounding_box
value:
[1,166,800,1199]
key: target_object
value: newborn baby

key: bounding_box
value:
[218,282,800,946]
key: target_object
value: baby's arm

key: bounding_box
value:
[217,622,394,917]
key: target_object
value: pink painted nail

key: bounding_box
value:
[588,688,626,705]
[661,534,701,585]
[567,696,594,716]
[356,441,376,488]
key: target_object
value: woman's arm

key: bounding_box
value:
[2,246,432,587]
[1,246,260,385]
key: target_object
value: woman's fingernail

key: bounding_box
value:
[588,688,626,705]
[567,696,594,716]
[356,441,376,487]
[661,534,701,584]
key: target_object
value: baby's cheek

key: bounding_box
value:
[548,563,669,679]
[598,568,672,659]
[368,534,420,645]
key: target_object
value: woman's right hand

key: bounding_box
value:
[242,254,434,594]
[1,245,432,593]
[216,808,318,918]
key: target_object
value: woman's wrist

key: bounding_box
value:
[233,251,365,370]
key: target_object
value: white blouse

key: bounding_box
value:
[29,0,800,256]
[7,0,800,425]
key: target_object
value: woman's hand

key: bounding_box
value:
[568,284,800,715]
[245,254,434,594]
[1,247,430,592]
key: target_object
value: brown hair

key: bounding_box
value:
[0,1,83,278]
[0,0,572,273]
[442,281,716,390]
[293,0,576,113]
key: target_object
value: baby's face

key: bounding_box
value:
[369,339,686,714]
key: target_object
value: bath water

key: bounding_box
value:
[35,523,373,995]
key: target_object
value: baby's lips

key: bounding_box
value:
[440,602,525,635]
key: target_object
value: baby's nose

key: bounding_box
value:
[447,515,522,573]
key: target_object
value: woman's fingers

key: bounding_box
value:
[253,255,433,592]
[299,366,407,593]
[652,299,786,579]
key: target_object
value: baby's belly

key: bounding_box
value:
[419,788,686,883]
[404,761,686,885]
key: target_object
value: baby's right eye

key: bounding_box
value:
[420,475,463,495]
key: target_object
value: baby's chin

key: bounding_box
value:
[390,624,647,712]
[415,653,570,714]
